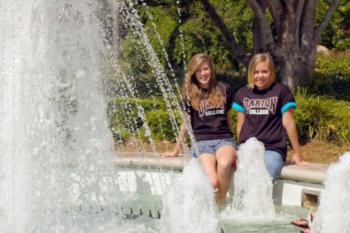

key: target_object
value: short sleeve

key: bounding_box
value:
[280,84,297,114]
[232,87,245,113]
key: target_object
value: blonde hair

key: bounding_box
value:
[247,53,276,89]
[183,53,225,111]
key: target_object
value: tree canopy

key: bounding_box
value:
[130,0,349,90]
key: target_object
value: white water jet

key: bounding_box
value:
[222,137,275,220]
[311,152,350,233]
[160,159,220,233]
[0,1,120,232]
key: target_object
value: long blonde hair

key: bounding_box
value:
[183,53,225,111]
[247,53,276,89]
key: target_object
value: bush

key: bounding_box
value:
[108,91,350,146]
[308,53,350,100]
[294,89,350,144]
[108,98,142,142]
[146,110,182,142]
[108,96,181,142]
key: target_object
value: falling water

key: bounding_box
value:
[104,0,190,155]
[222,137,275,220]
[160,159,220,233]
[0,1,120,232]
[311,152,350,233]
[0,0,307,232]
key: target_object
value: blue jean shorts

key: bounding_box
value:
[191,138,236,158]
[264,150,285,182]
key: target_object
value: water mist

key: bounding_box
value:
[222,137,275,220]
[0,1,120,232]
[311,152,350,233]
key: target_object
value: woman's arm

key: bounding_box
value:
[236,112,245,143]
[160,124,188,157]
[282,109,309,165]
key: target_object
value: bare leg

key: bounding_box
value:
[215,145,237,204]
[198,153,218,190]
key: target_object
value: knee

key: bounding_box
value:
[210,176,219,189]
[217,156,236,173]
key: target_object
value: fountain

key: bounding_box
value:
[222,137,275,220]
[1,1,345,233]
[0,1,185,232]
[0,1,121,232]
[160,159,219,233]
[311,152,350,233]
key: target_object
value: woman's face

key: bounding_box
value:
[253,62,273,90]
[195,62,212,89]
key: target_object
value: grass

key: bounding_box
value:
[287,140,350,164]
[116,139,350,165]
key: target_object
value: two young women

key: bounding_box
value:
[162,52,308,203]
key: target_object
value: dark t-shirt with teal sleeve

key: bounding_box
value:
[232,83,296,160]
[182,82,234,141]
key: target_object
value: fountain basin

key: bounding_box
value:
[114,153,327,232]
[115,152,326,208]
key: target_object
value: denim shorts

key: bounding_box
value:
[264,150,285,182]
[191,138,236,158]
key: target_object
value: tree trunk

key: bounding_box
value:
[276,51,315,91]
[269,1,317,91]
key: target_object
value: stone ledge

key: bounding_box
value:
[279,163,328,184]
[115,152,328,184]
[115,152,189,171]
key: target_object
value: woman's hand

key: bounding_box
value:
[159,124,187,158]
[160,150,179,158]
[291,152,310,165]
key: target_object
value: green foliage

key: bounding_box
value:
[108,97,180,142]
[315,53,350,76]
[115,36,162,97]
[117,0,350,99]
[180,1,252,70]
[110,0,350,146]
[136,0,253,73]
[139,5,178,67]
[308,53,350,100]
[136,0,350,73]
[230,110,238,142]
[317,0,350,49]
[108,97,142,142]
[146,110,181,141]
[294,89,350,144]
[107,93,350,146]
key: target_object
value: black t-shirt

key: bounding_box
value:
[183,82,234,141]
[233,83,296,160]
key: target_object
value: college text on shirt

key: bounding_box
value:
[243,97,278,115]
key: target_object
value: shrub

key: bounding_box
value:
[308,53,350,100]
[294,89,350,144]
[230,110,238,141]
[108,91,350,146]
[108,96,181,142]
[107,98,142,142]
[146,110,182,142]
